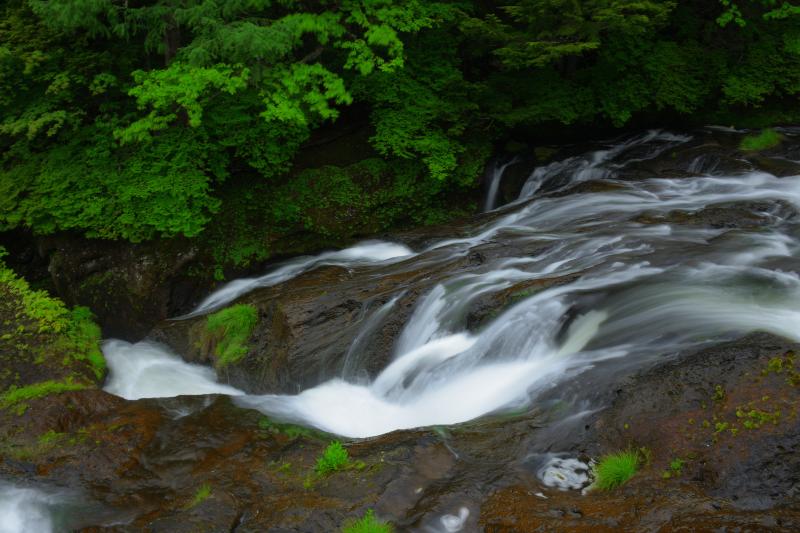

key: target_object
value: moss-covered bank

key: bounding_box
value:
[0,250,105,415]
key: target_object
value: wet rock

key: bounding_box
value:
[39,234,208,340]
[619,140,755,180]
[634,200,798,230]
[747,155,800,177]
[465,273,578,331]
[595,333,800,510]
[151,263,430,393]
[497,157,538,205]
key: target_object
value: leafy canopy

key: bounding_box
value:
[1,0,800,264]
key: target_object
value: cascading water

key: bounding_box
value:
[483,157,518,211]
[0,483,114,533]
[102,130,800,440]
[0,484,57,533]
[102,340,245,400]
[187,240,413,316]
[516,130,692,201]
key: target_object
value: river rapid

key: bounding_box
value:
[101,129,800,439]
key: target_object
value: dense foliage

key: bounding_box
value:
[1,0,799,264]
[0,248,105,413]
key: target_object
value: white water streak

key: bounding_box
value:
[484,157,518,211]
[189,241,412,316]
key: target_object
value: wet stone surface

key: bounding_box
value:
[4,128,800,530]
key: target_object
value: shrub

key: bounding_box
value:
[315,441,350,476]
[740,128,782,151]
[342,509,393,533]
[205,304,258,367]
[593,450,640,490]
[65,306,106,379]
[0,256,106,382]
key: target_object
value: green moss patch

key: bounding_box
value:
[258,416,318,440]
[342,509,393,533]
[205,304,258,367]
[739,128,783,151]
[62,306,106,379]
[0,251,106,394]
[0,378,88,414]
[1,427,92,460]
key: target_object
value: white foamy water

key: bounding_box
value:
[439,507,470,532]
[103,130,800,439]
[102,340,244,400]
[188,240,413,316]
[0,484,56,533]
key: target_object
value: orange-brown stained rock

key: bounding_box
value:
[480,479,800,532]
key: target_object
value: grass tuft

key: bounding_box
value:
[205,304,258,367]
[315,440,350,476]
[342,509,393,533]
[739,128,782,151]
[188,482,212,508]
[593,450,640,490]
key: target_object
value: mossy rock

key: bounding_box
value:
[0,258,105,416]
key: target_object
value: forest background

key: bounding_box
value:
[1,0,799,269]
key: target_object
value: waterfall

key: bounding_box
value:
[483,157,518,212]
[103,130,800,439]
[0,484,56,533]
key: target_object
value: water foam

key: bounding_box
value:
[0,484,57,533]
[103,340,244,400]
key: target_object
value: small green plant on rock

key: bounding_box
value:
[712,385,725,403]
[205,304,258,367]
[37,430,65,446]
[762,353,800,386]
[736,406,781,429]
[714,421,729,434]
[593,450,640,490]
[315,440,350,476]
[662,457,685,479]
[739,128,782,151]
[342,509,393,533]
[187,482,212,508]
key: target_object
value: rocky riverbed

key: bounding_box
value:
[3,128,800,531]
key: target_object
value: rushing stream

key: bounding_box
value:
[103,130,800,439]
